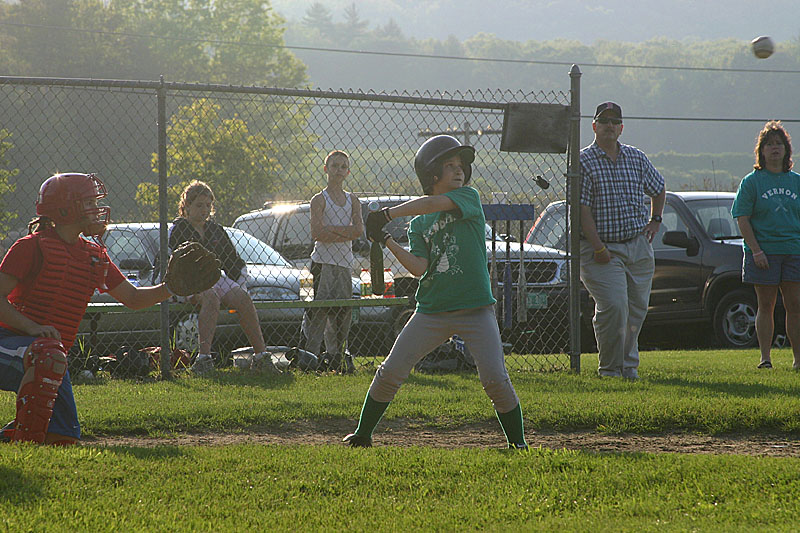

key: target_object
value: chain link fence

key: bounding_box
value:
[0,75,578,378]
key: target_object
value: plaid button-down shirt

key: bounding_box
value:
[580,142,665,243]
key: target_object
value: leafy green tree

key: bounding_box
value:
[0,0,139,77]
[115,0,307,86]
[137,99,315,225]
[0,129,20,241]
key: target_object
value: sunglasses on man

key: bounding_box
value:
[595,117,622,125]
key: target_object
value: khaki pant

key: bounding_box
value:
[580,235,654,378]
[301,263,352,356]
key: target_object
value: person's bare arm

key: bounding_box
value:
[108,279,172,310]
[385,239,428,277]
[0,272,60,339]
[580,204,610,264]
[650,188,666,220]
[350,193,364,239]
[310,193,361,242]
[386,195,457,220]
[643,188,667,243]
[379,194,458,276]
[736,215,769,269]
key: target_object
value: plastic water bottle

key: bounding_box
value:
[360,268,371,297]
[383,268,394,297]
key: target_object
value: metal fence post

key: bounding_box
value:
[157,75,172,379]
[568,64,582,373]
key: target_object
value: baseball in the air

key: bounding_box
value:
[751,36,774,59]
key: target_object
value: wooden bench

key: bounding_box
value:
[80,296,411,349]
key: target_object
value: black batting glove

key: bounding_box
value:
[366,208,392,243]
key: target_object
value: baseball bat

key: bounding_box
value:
[368,201,385,295]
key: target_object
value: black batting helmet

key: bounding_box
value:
[414,135,475,195]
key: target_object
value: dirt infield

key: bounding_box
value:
[82,418,800,457]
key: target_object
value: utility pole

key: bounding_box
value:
[418,120,502,145]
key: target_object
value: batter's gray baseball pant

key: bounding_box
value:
[367,305,520,413]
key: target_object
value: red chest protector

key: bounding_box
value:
[12,233,109,350]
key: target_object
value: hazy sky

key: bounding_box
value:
[272,0,798,45]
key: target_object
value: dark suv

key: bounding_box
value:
[526,191,781,349]
[234,195,570,352]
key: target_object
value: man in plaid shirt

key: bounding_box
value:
[579,102,666,379]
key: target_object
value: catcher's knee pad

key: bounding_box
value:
[367,363,408,403]
[12,338,68,444]
[482,377,519,414]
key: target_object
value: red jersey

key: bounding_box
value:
[0,228,125,349]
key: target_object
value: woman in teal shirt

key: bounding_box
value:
[732,121,800,370]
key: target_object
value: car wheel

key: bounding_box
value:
[713,289,758,348]
[174,313,199,352]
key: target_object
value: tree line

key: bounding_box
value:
[0,0,794,243]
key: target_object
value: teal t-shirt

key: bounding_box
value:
[731,169,800,254]
[408,186,495,314]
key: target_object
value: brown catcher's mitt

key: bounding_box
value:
[164,241,221,297]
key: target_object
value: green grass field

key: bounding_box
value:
[2,348,800,532]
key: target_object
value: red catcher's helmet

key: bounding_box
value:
[36,173,110,237]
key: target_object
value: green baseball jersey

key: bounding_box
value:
[408,186,495,313]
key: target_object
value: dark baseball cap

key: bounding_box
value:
[594,102,622,120]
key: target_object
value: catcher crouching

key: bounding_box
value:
[0,173,220,445]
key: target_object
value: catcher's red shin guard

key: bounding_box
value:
[11,338,68,444]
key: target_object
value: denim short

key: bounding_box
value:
[742,253,800,285]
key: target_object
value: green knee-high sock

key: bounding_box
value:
[354,393,390,438]
[496,403,526,447]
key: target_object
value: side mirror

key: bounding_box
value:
[662,230,700,257]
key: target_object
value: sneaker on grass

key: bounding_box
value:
[251,352,282,375]
[342,433,372,448]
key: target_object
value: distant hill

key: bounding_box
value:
[271,0,798,44]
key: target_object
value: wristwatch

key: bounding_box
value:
[650,215,663,223]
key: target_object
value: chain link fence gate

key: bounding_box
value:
[0,74,580,378]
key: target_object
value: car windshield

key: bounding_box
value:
[227,228,291,266]
[685,197,741,239]
[105,228,152,265]
[524,204,566,249]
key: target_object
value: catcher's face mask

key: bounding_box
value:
[36,173,110,238]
